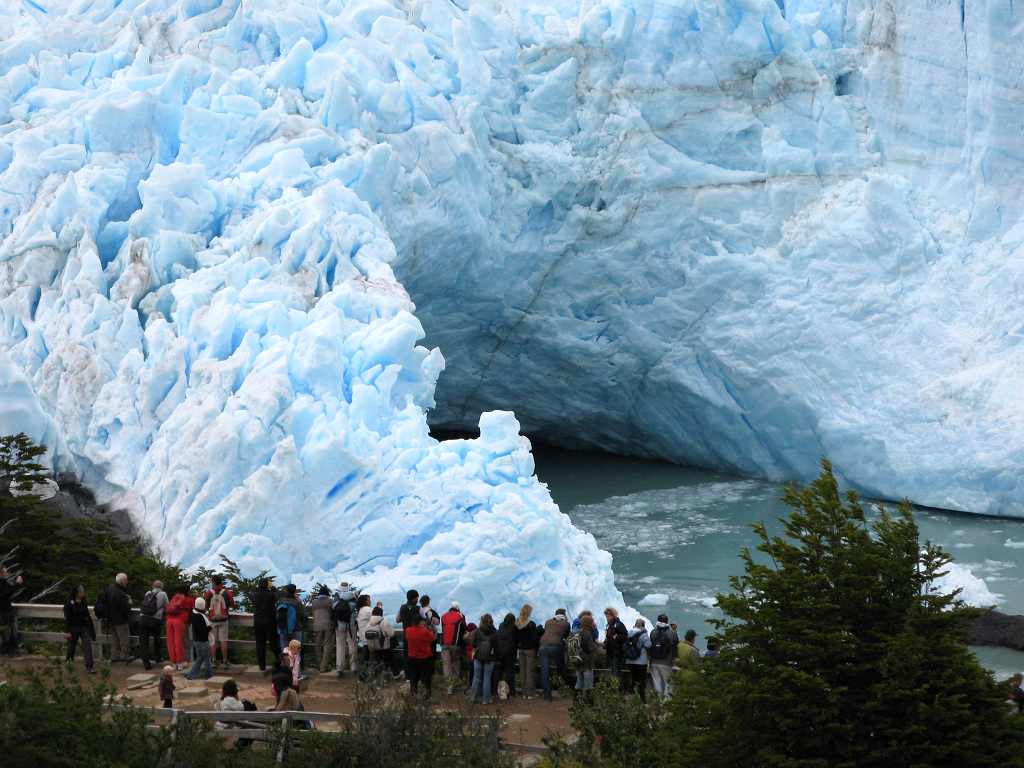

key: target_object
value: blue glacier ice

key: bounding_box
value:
[1,0,1023,617]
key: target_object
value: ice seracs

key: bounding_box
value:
[0,0,629,619]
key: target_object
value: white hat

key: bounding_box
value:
[194,597,206,612]
[451,601,460,610]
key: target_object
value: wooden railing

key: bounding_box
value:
[124,706,352,762]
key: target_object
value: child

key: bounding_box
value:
[286,639,303,689]
[159,665,175,708]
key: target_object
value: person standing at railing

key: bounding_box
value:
[538,608,571,702]
[403,613,437,700]
[469,613,498,706]
[648,614,679,699]
[95,573,132,663]
[204,575,235,670]
[395,589,420,681]
[185,597,213,680]
[276,584,305,660]
[311,586,335,673]
[496,613,518,699]
[623,619,651,702]
[332,582,358,677]
[515,604,540,699]
[602,606,629,682]
[62,584,95,674]
[354,594,373,671]
[440,601,467,695]
[164,586,192,671]
[252,578,279,673]
[138,580,168,671]
[362,604,397,681]
[0,566,23,655]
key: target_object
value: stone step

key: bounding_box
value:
[177,686,211,699]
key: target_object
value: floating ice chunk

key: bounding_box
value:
[638,593,669,607]
[930,562,1000,608]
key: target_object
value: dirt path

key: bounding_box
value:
[0,655,575,749]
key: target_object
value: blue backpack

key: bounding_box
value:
[276,601,297,634]
[624,631,646,661]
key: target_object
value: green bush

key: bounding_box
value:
[280,683,515,766]
[0,663,277,768]
[543,679,664,768]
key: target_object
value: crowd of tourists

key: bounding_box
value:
[0,569,719,708]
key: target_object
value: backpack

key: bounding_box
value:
[566,632,585,668]
[331,597,352,627]
[397,602,417,628]
[364,624,389,651]
[209,589,229,621]
[141,590,158,618]
[93,591,107,620]
[276,601,297,634]
[496,627,516,657]
[475,630,496,663]
[242,699,258,712]
[649,627,674,661]
[624,631,645,661]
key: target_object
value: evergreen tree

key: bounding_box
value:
[0,433,186,603]
[666,460,1024,768]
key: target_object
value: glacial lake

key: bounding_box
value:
[533,446,1024,679]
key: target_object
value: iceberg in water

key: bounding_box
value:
[2,0,1024,616]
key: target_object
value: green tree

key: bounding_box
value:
[0,433,186,605]
[666,460,1024,768]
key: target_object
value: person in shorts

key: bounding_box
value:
[204,575,235,668]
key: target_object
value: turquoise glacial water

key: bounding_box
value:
[533,446,1024,679]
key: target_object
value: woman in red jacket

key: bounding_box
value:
[165,586,194,670]
[403,614,437,700]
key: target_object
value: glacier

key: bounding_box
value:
[1,0,1023,617]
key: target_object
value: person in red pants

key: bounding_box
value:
[164,586,194,670]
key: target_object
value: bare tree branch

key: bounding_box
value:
[27,577,65,603]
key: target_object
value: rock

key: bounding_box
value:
[970,611,1024,651]
[177,687,210,699]
[126,673,157,684]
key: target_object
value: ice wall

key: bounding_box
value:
[372,0,1024,516]
[0,0,627,619]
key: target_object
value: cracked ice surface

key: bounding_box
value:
[0,0,627,617]
[376,0,1024,516]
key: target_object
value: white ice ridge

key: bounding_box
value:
[0,0,628,618]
